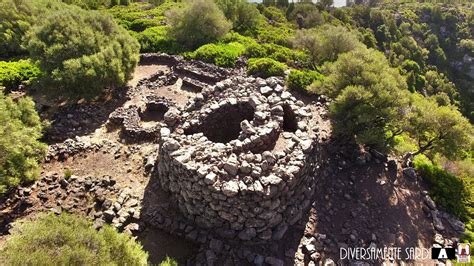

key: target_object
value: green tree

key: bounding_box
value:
[406,94,473,160]
[26,5,139,97]
[167,0,231,49]
[287,3,323,29]
[312,47,406,98]
[0,90,46,194]
[293,25,362,66]
[0,0,63,58]
[216,0,262,33]
[318,0,333,10]
[1,213,148,265]
[423,70,459,106]
[314,47,410,149]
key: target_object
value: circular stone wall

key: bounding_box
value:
[157,76,321,242]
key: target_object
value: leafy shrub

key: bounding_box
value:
[0,213,148,265]
[320,48,410,150]
[460,39,474,54]
[244,42,310,67]
[26,5,140,97]
[262,43,310,67]
[0,91,46,194]
[0,60,41,91]
[256,24,294,47]
[64,169,73,179]
[137,26,182,54]
[413,156,470,221]
[160,256,179,266]
[414,156,472,224]
[216,0,262,34]
[293,25,363,66]
[260,6,287,23]
[167,0,231,49]
[129,18,161,32]
[106,2,179,31]
[0,0,63,58]
[287,3,324,29]
[246,43,267,58]
[61,0,114,9]
[191,42,245,67]
[287,69,323,92]
[221,31,259,48]
[247,58,287,78]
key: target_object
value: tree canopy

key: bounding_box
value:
[293,25,363,66]
[167,0,232,49]
[26,5,139,97]
[406,94,473,160]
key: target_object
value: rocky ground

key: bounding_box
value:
[0,54,466,265]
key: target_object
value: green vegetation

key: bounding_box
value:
[64,168,73,179]
[413,155,474,242]
[293,25,363,66]
[0,91,46,194]
[312,47,409,149]
[0,213,148,265]
[406,94,473,160]
[0,0,64,58]
[215,0,262,34]
[190,42,245,67]
[167,0,231,49]
[0,60,40,91]
[286,69,323,92]
[160,256,179,266]
[26,5,139,97]
[247,57,287,78]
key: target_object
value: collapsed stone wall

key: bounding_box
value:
[108,96,179,142]
[157,76,322,242]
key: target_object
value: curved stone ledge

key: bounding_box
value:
[157,75,322,242]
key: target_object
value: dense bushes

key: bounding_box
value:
[286,69,323,92]
[316,47,409,149]
[293,25,363,66]
[190,42,245,67]
[0,0,63,58]
[136,26,181,54]
[413,155,474,243]
[167,0,231,49]
[216,0,262,33]
[247,58,287,78]
[0,213,148,265]
[26,5,140,97]
[0,60,40,91]
[0,91,46,194]
[414,156,472,221]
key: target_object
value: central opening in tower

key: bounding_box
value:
[185,102,255,143]
[140,102,169,122]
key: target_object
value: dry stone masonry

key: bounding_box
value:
[108,96,178,143]
[157,75,322,242]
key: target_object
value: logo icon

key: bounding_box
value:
[457,243,470,263]
[432,247,456,260]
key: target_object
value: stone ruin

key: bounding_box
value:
[105,53,323,242]
[157,75,322,242]
[108,95,178,142]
